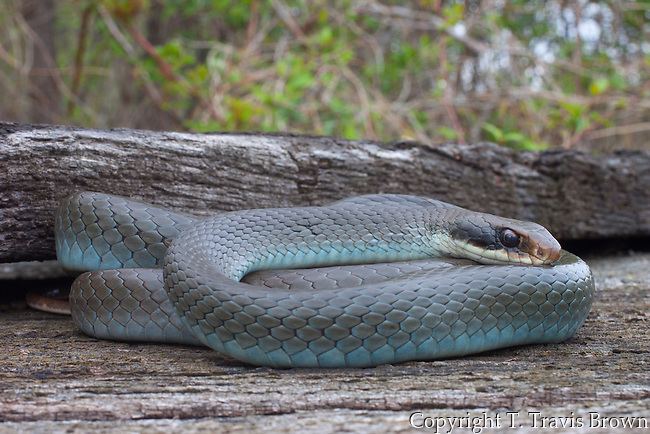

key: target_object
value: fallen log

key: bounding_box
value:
[1,121,649,262]
[1,253,649,426]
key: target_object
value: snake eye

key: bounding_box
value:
[500,229,520,248]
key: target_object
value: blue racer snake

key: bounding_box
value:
[56,192,594,368]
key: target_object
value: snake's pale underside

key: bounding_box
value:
[55,192,594,368]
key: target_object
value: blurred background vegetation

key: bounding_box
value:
[0,0,648,151]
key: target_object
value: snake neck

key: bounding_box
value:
[175,206,458,283]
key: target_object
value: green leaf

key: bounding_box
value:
[343,122,359,139]
[317,27,334,47]
[436,126,458,140]
[559,102,585,119]
[589,77,609,95]
[609,73,626,91]
[184,119,223,133]
[503,131,526,143]
[482,123,504,142]
[575,116,591,133]
[442,3,464,26]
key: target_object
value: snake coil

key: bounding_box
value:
[56,192,594,368]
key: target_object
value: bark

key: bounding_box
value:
[1,121,649,263]
[1,253,648,429]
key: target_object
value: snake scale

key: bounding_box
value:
[55,192,594,368]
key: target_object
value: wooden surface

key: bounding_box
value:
[1,252,648,432]
[2,122,650,263]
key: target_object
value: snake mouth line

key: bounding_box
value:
[453,241,549,266]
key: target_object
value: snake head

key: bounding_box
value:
[448,212,561,266]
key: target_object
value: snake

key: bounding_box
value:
[55,192,594,368]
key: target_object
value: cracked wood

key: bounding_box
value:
[1,121,649,262]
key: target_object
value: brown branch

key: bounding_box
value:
[127,25,178,82]
[434,1,465,144]
[355,1,489,55]
[67,4,95,116]
[586,122,650,140]
[270,0,306,40]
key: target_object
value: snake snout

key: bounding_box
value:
[518,224,562,265]
[531,238,562,264]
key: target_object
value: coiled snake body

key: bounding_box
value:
[56,192,594,368]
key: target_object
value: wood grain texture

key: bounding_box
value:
[1,121,649,262]
[1,253,648,432]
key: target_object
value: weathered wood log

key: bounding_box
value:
[1,121,649,263]
[1,253,648,428]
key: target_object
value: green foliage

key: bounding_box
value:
[211,0,252,26]
[482,123,548,151]
[436,126,459,141]
[0,0,646,149]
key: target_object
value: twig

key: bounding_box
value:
[98,6,182,126]
[355,1,489,54]
[339,65,375,136]
[270,0,305,40]
[67,4,94,116]
[127,25,177,82]
[586,122,650,140]
[15,10,95,122]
